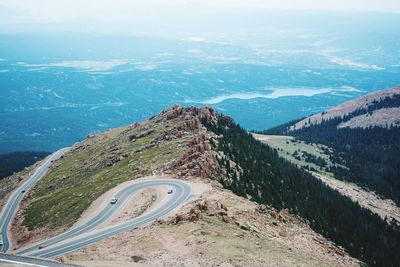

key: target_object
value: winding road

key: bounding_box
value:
[0,147,70,253]
[0,147,192,260]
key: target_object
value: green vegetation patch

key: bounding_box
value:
[252,134,338,177]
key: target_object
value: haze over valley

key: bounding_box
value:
[1,10,400,152]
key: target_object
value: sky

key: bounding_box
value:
[1,0,399,35]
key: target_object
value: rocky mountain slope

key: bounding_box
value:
[288,86,400,131]
[11,105,217,246]
[4,105,400,266]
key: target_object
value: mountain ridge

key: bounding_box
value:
[289,86,400,131]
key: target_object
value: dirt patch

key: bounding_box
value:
[69,261,156,267]
[73,176,170,229]
[108,188,161,226]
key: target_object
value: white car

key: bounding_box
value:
[110,198,118,204]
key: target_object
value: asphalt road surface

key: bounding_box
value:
[0,253,79,267]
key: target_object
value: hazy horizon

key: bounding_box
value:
[1,0,400,37]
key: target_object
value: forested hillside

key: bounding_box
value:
[0,152,49,179]
[262,90,400,205]
[203,115,400,267]
[286,122,400,205]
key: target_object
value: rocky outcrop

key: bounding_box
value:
[128,129,155,142]
[162,104,216,123]
[174,132,216,177]
[148,104,220,178]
